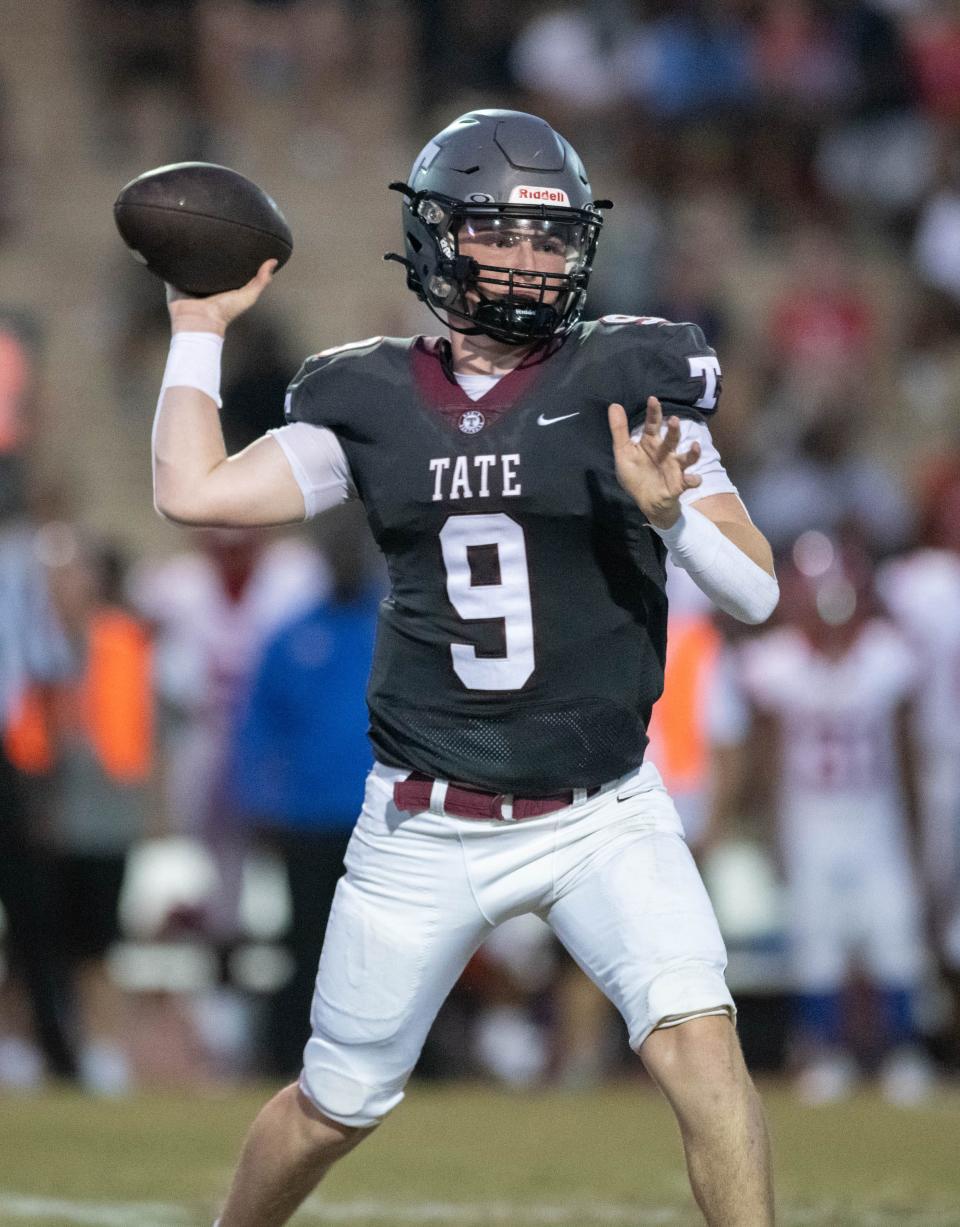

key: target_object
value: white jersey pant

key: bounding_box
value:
[299,760,734,1128]
[781,801,929,991]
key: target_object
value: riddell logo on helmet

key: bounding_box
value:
[509,186,570,205]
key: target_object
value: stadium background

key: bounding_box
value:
[2,2,960,1224]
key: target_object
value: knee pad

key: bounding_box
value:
[300,1046,405,1129]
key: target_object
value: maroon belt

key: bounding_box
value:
[393,771,599,822]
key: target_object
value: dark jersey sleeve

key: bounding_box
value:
[646,319,722,420]
[593,317,722,435]
[283,336,387,432]
[284,354,326,427]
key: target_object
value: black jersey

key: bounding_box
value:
[285,316,722,794]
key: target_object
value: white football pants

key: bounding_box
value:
[299,760,734,1127]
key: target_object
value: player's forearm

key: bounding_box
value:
[152,329,229,523]
[712,518,775,578]
[653,505,779,624]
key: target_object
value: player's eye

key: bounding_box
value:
[465,229,512,247]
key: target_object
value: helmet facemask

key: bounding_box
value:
[392,189,606,346]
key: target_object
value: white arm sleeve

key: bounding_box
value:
[653,505,779,625]
[267,422,356,519]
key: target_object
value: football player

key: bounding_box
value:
[709,532,934,1103]
[877,463,960,1061]
[153,110,779,1227]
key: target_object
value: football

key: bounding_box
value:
[113,162,293,296]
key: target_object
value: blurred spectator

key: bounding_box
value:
[913,139,960,305]
[109,266,171,417]
[837,0,917,120]
[708,531,935,1103]
[77,0,211,164]
[195,0,370,171]
[877,459,960,998]
[412,0,521,123]
[895,286,960,442]
[743,411,912,557]
[619,0,756,123]
[765,225,876,393]
[0,479,78,1087]
[0,312,40,462]
[651,245,732,350]
[0,73,23,245]
[229,505,378,1076]
[129,529,327,944]
[753,0,853,121]
[509,2,628,131]
[40,531,153,1094]
[906,3,960,124]
[815,0,928,225]
[580,177,665,319]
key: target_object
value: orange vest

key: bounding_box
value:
[0,329,30,454]
[4,607,153,781]
[647,613,721,794]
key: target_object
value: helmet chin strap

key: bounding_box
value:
[448,263,565,345]
[472,296,560,342]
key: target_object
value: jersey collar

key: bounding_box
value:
[410,335,561,428]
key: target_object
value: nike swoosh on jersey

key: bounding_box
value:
[536,412,580,426]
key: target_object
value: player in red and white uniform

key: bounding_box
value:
[876,466,960,975]
[711,532,933,1102]
[129,529,326,938]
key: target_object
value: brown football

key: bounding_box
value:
[114,162,293,296]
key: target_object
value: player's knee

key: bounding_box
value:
[640,1013,749,1100]
[299,1063,403,1131]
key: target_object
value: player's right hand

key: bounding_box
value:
[166,259,277,337]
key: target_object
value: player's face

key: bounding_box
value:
[456,215,582,305]
[780,534,871,654]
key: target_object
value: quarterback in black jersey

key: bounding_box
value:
[154,111,778,1227]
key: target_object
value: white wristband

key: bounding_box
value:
[652,504,779,625]
[159,331,224,407]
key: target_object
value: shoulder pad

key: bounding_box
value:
[288,335,385,397]
[284,336,403,426]
[589,315,723,423]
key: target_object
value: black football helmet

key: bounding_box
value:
[386,110,611,346]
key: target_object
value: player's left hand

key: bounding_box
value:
[608,397,702,529]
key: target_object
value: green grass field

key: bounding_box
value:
[2,1079,960,1226]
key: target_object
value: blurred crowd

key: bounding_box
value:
[1,0,960,1102]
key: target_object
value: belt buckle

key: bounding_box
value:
[495,793,516,822]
